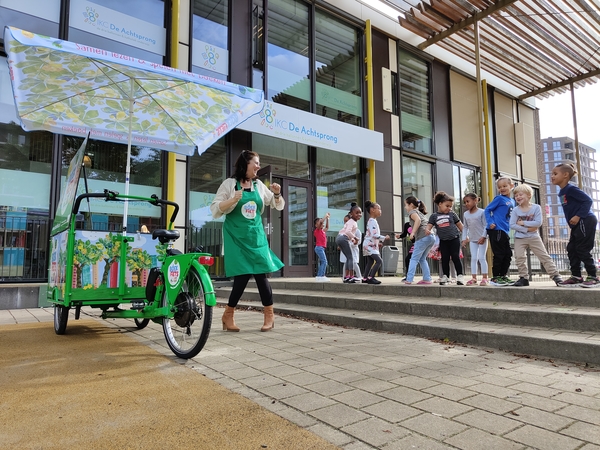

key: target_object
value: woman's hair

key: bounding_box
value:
[433,191,454,205]
[554,162,577,179]
[463,193,480,203]
[233,150,259,181]
[405,196,427,214]
[513,183,533,198]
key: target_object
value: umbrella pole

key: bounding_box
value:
[122,79,134,236]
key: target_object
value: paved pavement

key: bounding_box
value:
[2,303,600,449]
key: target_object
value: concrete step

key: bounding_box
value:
[215,281,600,365]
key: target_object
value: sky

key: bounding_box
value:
[537,83,600,152]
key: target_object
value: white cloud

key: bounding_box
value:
[538,83,600,152]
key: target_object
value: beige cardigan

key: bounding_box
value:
[210,178,285,219]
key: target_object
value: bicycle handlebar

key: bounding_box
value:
[72,190,180,224]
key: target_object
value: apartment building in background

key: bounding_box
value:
[539,137,600,257]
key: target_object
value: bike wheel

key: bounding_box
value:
[162,266,212,359]
[134,318,150,329]
[54,304,70,335]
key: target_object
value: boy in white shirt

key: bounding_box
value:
[509,183,563,287]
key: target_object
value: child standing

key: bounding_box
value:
[336,203,362,283]
[362,200,389,285]
[485,177,515,286]
[551,163,599,287]
[461,193,489,286]
[509,183,563,287]
[426,192,464,285]
[402,196,435,285]
[313,212,330,282]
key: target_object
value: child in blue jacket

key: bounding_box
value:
[485,177,515,286]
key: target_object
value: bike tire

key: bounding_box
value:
[162,266,212,359]
[134,318,150,329]
[54,305,70,335]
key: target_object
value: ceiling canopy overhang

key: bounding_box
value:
[386,0,600,99]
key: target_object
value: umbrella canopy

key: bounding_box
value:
[4,26,264,157]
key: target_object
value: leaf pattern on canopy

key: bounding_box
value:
[5,27,264,156]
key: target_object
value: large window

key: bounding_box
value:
[452,165,481,216]
[0,0,60,37]
[267,0,309,111]
[192,0,228,80]
[402,156,433,214]
[188,139,227,276]
[315,10,361,126]
[253,135,309,179]
[398,49,431,154]
[61,137,162,232]
[68,0,167,63]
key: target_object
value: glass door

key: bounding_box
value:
[258,166,283,277]
[283,179,313,277]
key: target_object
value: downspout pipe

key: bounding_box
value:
[365,20,376,202]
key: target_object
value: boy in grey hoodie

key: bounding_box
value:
[509,183,563,287]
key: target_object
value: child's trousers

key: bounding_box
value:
[514,236,559,278]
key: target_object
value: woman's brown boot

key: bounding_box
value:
[261,305,274,332]
[222,306,240,332]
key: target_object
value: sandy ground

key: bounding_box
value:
[0,320,339,450]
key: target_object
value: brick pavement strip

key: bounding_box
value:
[6,307,600,449]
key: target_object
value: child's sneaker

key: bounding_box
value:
[479,278,489,286]
[490,277,508,286]
[502,276,515,286]
[417,279,432,285]
[466,279,478,286]
[439,275,449,285]
[558,276,583,287]
[581,277,600,288]
[456,275,465,285]
[512,277,529,287]
[552,275,563,286]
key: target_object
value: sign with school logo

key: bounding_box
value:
[168,260,181,286]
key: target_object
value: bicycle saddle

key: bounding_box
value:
[152,229,180,244]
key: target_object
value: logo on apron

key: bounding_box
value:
[242,201,257,219]
[168,260,180,286]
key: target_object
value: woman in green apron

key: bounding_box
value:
[210,151,285,332]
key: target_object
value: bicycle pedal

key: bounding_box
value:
[130,301,146,310]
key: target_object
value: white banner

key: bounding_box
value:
[238,101,384,161]
[69,0,166,55]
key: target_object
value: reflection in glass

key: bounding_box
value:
[267,0,309,111]
[192,0,229,79]
[315,10,361,126]
[253,134,309,179]
[398,49,431,154]
[402,156,433,215]
[188,140,226,276]
[288,185,308,266]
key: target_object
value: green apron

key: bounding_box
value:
[223,181,284,277]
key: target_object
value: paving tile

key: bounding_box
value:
[349,378,397,393]
[454,409,521,435]
[423,383,477,402]
[306,423,355,447]
[461,394,520,415]
[400,412,468,440]
[307,379,355,396]
[340,417,409,448]
[444,428,524,450]
[392,375,439,390]
[332,389,385,409]
[557,404,600,425]
[379,385,433,405]
[506,406,574,431]
[381,432,454,449]
[551,392,600,410]
[504,424,583,450]
[467,382,521,399]
[412,396,474,418]
[281,391,337,412]
[560,421,600,445]
[280,371,328,386]
[254,382,309,399]
[508,392,567,412]
[361,400,421,423]
[309,403,371,428]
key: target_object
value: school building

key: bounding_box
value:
[0,0,598,283]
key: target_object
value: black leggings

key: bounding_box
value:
[488,229,512,277]
[365,254,383,278]
[228,273,273,307]
[439,238,463,277]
